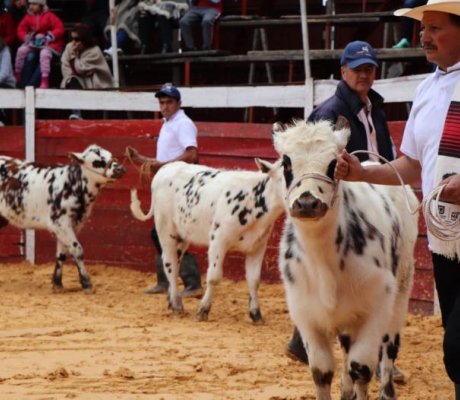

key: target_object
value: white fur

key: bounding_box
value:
[275,120,418,400]
[130,159,284,321]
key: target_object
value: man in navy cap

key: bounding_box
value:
[127,83,202,297]
[285,40,403,382]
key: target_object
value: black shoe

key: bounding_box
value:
[182,286,203,298]
[161,44,172,54]
[144,284,168,294]
[285,328,309,364]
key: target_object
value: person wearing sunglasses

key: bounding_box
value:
[60,23,113,119]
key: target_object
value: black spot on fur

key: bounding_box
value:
[390,221,401,276]
[231,205,240,215]
[335,226,343,251]
[311,368,333,387]
[282,155,293,188]
[92,160,106,169]
[284,263,294,284]
[338,334,351,353]
[326,159,336,180]
[349,361,371,383]
[238,207,252,225]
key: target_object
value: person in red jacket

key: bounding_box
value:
[0,0,16,48]
[14,0,64,88]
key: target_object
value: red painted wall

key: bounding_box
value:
[0,120,433,314]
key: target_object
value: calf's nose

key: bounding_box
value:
[291,192,328,219]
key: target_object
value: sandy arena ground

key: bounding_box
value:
[0,262,453,400]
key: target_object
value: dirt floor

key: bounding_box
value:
[0,262,453,400]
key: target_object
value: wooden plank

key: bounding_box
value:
[217,12,398,28]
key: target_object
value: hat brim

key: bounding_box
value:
[346,58,379,69]
[155,90,180,100]
[394,2,460,21]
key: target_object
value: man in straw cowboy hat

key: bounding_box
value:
[335,1,460,397]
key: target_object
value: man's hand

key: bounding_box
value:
[335,149,364,181]
[440,174,460,204]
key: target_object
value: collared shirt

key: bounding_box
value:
[156,109,198,162]
[357,97,379,161]
[401,61,460,198]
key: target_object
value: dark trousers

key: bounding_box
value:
[432,252,460,384]
[138,13,178,52]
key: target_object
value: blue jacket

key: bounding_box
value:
[308,80,395,162]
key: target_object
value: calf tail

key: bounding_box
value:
[130,189,154,221]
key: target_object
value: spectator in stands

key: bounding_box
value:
[14,0,65,89]
[137,0,189,54]
[179,0,222,51]
[126,83,202,297]
[393,0,427,48]
[81,0,109,48]
[285,39,405,383]
[61,23,113,120]
[103,0,141,57]
[7,0,26,26]
[0,36,15,126]
[338,3,460,398]
[0,0,16,48]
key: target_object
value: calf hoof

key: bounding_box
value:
[249,309,263,324]
[168,294,184,315]
[196,307,210,322]
[52,284,64,293]
[83,287,94,294]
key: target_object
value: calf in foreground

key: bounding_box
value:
[130,160,284,322]
[273,120,418,400]
[0,144,125,292]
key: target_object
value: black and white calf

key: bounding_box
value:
[130,160,284,322]
[0,144,125,292]
[273,120,418,400]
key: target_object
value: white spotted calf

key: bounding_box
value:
[0,145,125,291]
[130,160,284,322]
[273,120,418,400]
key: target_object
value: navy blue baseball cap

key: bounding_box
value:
[155,83,181,101]
[340,41,379,69]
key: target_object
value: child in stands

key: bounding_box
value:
[14,0,64,88]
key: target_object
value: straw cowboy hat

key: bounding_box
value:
[395,0,460,20]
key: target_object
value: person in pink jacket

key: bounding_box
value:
[14,0,64,88]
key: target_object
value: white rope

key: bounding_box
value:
[422,184,460,241]
[349,150,460,241]
[349,150,420,215]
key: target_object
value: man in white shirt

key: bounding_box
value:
[128,83,202,297]
[336,2,460,397]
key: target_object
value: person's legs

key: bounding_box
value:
[146,227,201,295]
[200,8,219,50]
[20,50,40,88]
[179,8,201,51]
[14,44,32,82]
[38,47,53,88]
[105,29,128,55]
[145,227,169,294]
[179,252,202,297]
[158,15,174,53]
[432,253,460,389]
[65,77,83,118]
[138,12,156,53]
